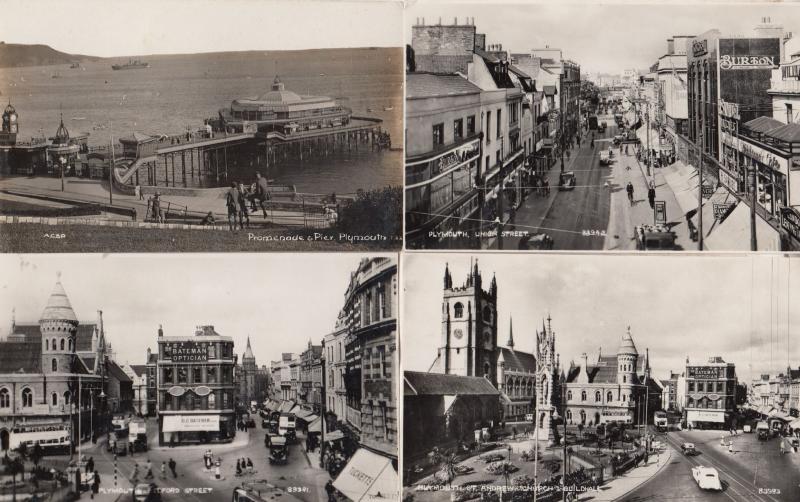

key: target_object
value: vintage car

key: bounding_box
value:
[681,443,699,456]
[635,225,677,251]
[517,233,554,250]
[558,171,576,190]
[692,466,722,491]
[269,436,289,465]
[600,150,613,165]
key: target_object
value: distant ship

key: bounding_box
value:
[111,59,150,70]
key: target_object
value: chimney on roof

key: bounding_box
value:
[158,324,163,337]
[667,38,675,55]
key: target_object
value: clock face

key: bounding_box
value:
[453,329,463,340]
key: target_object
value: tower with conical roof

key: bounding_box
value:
[40,276,79,376]
[617,326,639,386]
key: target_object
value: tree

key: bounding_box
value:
[336,186,402,241]
[439,451,458,488]
[6,456,25,501]
[577,423,584,440]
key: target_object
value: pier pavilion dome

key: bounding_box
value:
[256,76,303,104]
[54,115,70,145]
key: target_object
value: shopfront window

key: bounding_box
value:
[454,119,463,140]
[430,175,453,213]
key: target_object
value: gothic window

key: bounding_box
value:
[52,358,58,372]
[566,409,572,421]
[60,338,65,350]
[622,394,626,402]
[483,362,490,378]
[68,339,73,351]
[580,410,586,424]
[623,375,627,383]
[0,388,9,408]
[581,391,587,402]
[21,388,32,407]
[64,391,70,405]
[52,393,58,406]
[483,306,492,323]
[595,391,601,402]
[607,391,613,403]
[567,390,573,401]
[454,303,464,318]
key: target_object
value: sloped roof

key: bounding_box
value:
[414,55,473,75]
[619,330,638,355]
[499,348,535,373]
[404,371,500,396]
[0,342,42,373]
[565,355,621,384]
[406,73,481,99]
[107,360,132,383]
[474,48,500,64]
[508,65,531,79]
[764,122,800,143]
[745,116,783,134]
[129,364,148,377]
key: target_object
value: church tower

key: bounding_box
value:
[534,315,561,445]
[40,277,79,376]
[438,261,498,386]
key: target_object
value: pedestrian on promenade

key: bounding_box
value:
[543,178,550,196]
[235,459,243,477]
[255,172,270,218]
[160,461,167,480]
[226,182,242,231]
[201,211,216,226]
[325,480,336,502]
[144,459,154,480]
[131,464,140,484]
[590,139,594,149]
[168,458,177,478]
[648,182,656,209]
[246,458,254,474]
[626,182,634,205]
[86,457,94,473]
[728,442,734,454]
[237,183,250,229]
[215,464,221,480]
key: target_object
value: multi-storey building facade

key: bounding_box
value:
[300,342,323,411]
[323,319,348,421]
[156,325,237,445]
[683,356,738,429]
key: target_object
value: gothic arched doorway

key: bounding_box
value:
[0,429,9,451]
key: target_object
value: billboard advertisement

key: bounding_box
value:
[718,38,781,124]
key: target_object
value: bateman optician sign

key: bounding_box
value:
[162,415,220,432]
[164,341,208,362]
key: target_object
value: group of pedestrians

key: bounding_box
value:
[130,458,177,484]
[235,457,255,477]
[226,171,271,231]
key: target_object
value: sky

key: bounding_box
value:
[0,254,387,367]
[406,1,800,75]
[0,0,403,57]
[402,253,800,384]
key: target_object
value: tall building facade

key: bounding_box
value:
[156,325,238,445]
[683,356,738,429]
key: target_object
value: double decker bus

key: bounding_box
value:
[9,423,71,455]
[654,411,669,432]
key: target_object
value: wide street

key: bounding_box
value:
[626,429,800,502]
[70,417,329,502]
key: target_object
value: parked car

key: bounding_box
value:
[692,466,722,491]
[558,171,576,190]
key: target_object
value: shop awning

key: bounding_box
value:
[325,430,345,442]
[690,186,735,239]
[704,202,782,251]
[333,448,399,502]
[294,408,313,420]
[662,161,700,215]
[308,417,322,433]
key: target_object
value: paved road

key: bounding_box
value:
[86,418,325,502]
[625,430,800,502]
[538,124,615,250]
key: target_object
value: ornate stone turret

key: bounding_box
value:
[444,263,453,289]
[506,317,514,350]
[617,326,639,386]
[535,314,561,445]
[40,276,79,375]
